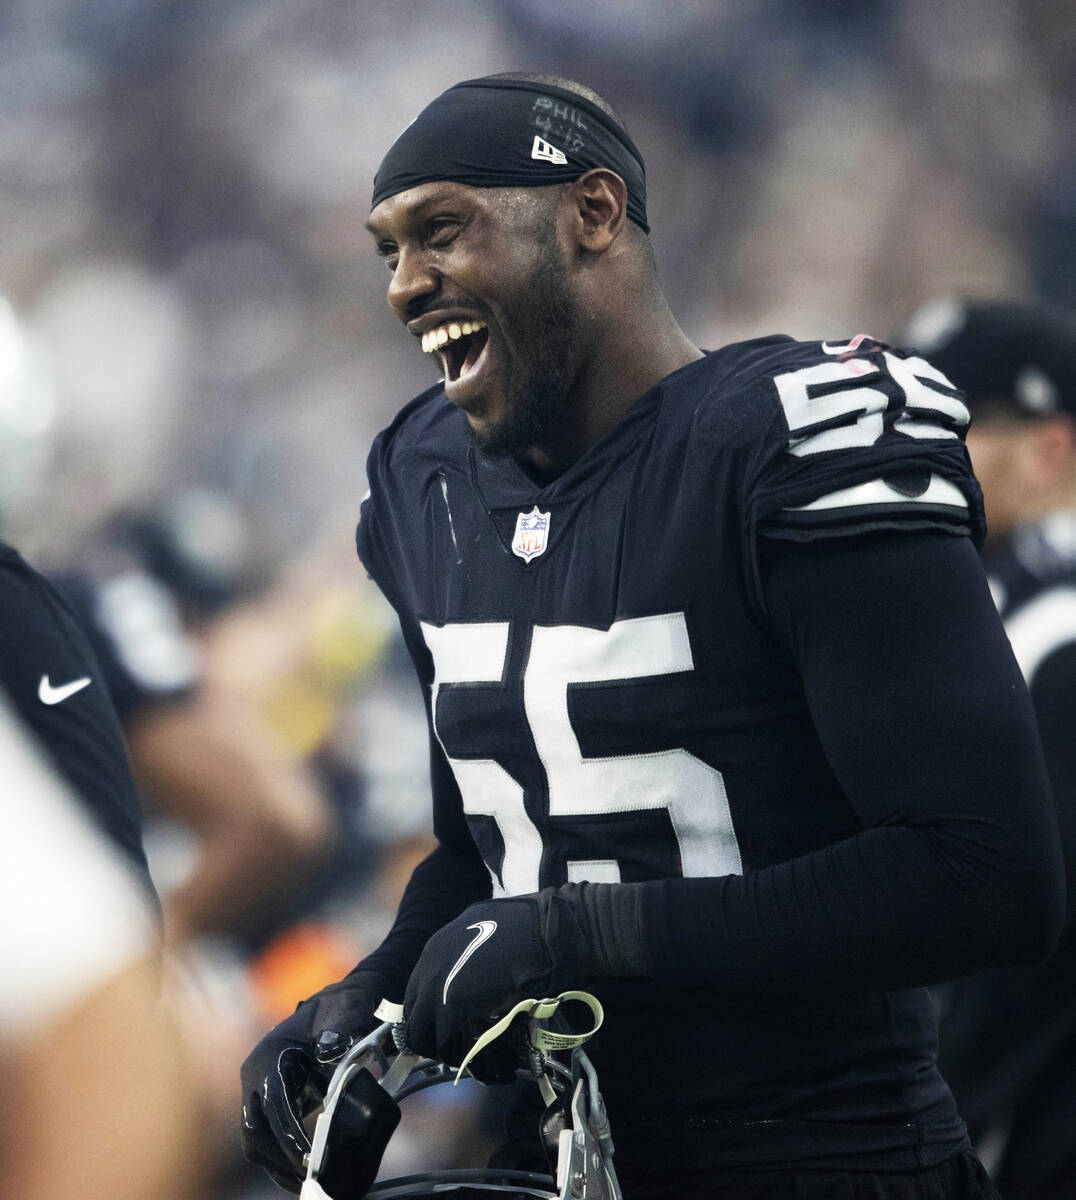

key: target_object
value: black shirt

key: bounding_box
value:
[354,336,1061,1173]
[0,540,154,893]
[939,513,1076,1147]
[50,559,198,726]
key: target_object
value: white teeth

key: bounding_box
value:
[421,320,487,355]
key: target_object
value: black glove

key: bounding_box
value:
[239,970,387,1193]
[401,883,653,1082]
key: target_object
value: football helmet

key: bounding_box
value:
[297,1018,622,1200]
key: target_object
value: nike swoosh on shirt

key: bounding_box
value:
[38,675,92,705]
[442,920,497,1005]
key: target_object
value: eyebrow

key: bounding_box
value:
[365,185,469,236]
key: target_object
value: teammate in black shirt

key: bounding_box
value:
[904,299,1076,1200]
[0,539,154,894]
[241,76,1062,1199]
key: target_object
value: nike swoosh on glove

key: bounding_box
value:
[239,970,387,1193]
[402,886,618,1084]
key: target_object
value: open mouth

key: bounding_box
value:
[421,320,489,385]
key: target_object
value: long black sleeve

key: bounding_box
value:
[643,531,1065,994]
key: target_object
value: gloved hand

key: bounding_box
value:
[401,883,652,1082]
[239,970,388,1192]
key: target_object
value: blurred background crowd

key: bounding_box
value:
[3,0,1074,562]
[0,1,1074,1198]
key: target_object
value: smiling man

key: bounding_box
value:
[240,76,1064,1199]
[386,187,584,461]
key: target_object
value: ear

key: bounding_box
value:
[565,169,628,253]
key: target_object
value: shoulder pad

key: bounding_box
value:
[744,335,984,553]
[770,335,969,457]
[94,571,199,693]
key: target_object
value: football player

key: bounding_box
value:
[904,298,1076,1200]
[0,687,199,1200]
[242,75,1064,1199]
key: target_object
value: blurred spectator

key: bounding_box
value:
[49,489,332,947]
[904,297,1076,1199]
[0,689,200,1200]
[3,0,1073,568]
[1031,152,1076,310]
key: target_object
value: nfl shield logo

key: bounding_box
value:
[512,506,551,562]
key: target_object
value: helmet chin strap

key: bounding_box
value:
[448,991,604,1105]
[380,991,604,1105]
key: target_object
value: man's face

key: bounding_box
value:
[367,181,579,457]
[964,412,1047,542]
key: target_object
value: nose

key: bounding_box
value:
[387,246,439,323]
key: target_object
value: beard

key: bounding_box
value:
[470,225,579,461]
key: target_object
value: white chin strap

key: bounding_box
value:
[380,991,603,1104]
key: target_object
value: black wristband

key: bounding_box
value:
[559,881,654,980]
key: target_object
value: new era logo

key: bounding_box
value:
[531,135,567,166]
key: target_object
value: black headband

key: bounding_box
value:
[371,78,649,232]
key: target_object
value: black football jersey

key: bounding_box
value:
[983,513,1076,912]
[357,335,983,1170]
[987,513,1076,687]
[50,563,198,724]
[940,514,1076,1148]
[0,541,155,893]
